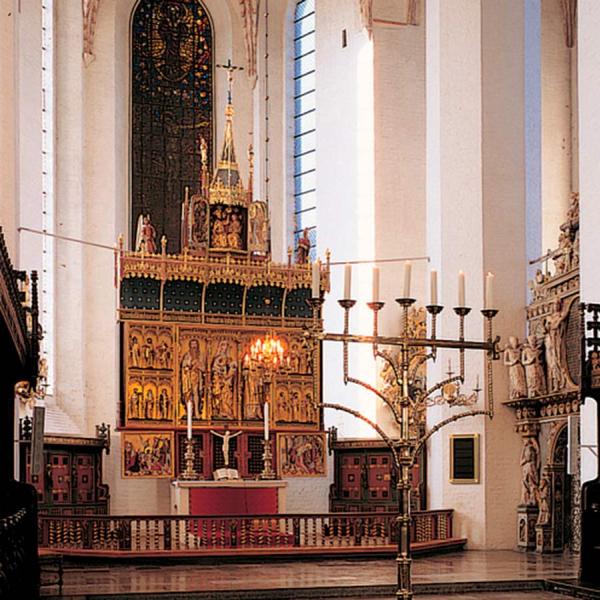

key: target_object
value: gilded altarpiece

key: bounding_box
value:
[120,72,329,480]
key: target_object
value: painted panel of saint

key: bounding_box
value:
[122,432,174,478]
[277,433,326,477]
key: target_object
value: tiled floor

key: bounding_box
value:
[41,550,579,597]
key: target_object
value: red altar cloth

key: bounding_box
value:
[189,486,279,515]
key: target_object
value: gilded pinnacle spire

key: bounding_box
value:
[209,60,247,206]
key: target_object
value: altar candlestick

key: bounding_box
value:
[458,271,466,307]
[372,266,380,302]
[311,260,320,298]
[264,402,269,440]
[430,269,438,305]
[344,263,352,299]
[485,272,495,309]
[187,401,192,440]
[403,261,412,298]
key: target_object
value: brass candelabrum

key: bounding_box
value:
[305,294,500,600]
[179,437,199,481]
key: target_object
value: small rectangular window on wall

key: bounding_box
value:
[293,0,316,260]
[449,434,480,484]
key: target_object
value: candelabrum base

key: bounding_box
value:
[260,438,276,480]
[179,439,200,481]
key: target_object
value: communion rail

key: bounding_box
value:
[38,510,464,557]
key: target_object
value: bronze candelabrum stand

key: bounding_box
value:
[305,295,500,600]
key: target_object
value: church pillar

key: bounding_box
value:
[426,0,525,548]
[578,0,600,486]
[54,0,87,430]
[317,0,377,436]
[81,0,119,433]
[541,0,574,250]
[371,2,426,434]
[0,0,17,257]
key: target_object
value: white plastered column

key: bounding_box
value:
[426,0,525,549]
[54,0,87,431]
[372,1,426,434]
[0,0,18,257]
[316,0,376,437]
[578,0,600,485]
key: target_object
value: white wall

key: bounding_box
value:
[316,0,377,438]
[426,0,525,549]
[578,0,600,485]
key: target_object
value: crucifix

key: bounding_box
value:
[216,58,244,104]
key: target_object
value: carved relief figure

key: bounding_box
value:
[275,386,291,422]
[543,299,571,392]
[180,338,205,419]
[227,213,244,249]
[242,359,264,419]
[520,437,540,507]
[537,474,551,525]
[135,214,158,254]
[504,336,527,400]
[142,336,156,368]
[295,228,311,264]
[521,335,547,398]
[249,201,269,254]
[128,382,143,420]
[210,340,238,419]
[211,210,228,248]
[130,335,142,368]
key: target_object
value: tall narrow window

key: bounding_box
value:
[131,0,213,252]
[293,0,316,259]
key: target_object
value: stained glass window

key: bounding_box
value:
[293,0,316,260]
[131,0,213,252]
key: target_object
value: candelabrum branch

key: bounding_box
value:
[345,375,402,423]
[412,409,490,465]
[322,332,495,352]
[322,402,400,469]
[424,374,463,399]
[409,350,435,380]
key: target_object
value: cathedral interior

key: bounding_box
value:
[1,1,600,599]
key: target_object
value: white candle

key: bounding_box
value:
[264,402,269,440]
[311,260,320,298]
[403,261,412,298]
[458,270,466,307]
[485,272,495,309]
[187,401,193,440]
[344,263,352,299]
[430,269,438,305]
[372,266,380,302]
